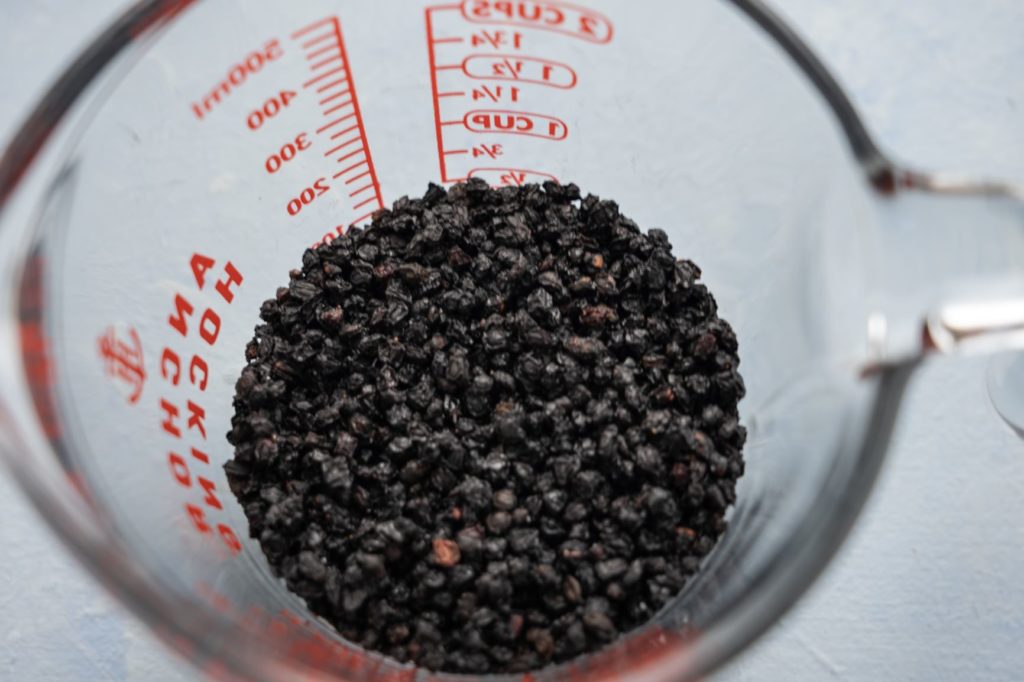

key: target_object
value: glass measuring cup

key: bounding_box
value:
[1,0,1022,679]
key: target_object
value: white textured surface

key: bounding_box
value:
[1,1,1022,680]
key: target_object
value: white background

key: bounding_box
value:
[1,1,1022,680]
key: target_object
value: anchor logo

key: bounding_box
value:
[98,326,146,404]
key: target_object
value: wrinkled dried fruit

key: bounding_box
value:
[432,538,462,567]
[226,180,746,674]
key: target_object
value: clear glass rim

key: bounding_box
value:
[0,1,915,679]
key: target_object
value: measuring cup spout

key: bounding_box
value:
[866,166,1024,364]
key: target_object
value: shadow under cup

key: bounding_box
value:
[2,1,897,679]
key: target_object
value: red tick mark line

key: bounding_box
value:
[300,32,334,49]
[345,170,372,185]
[334,159,368,178]
[441,120,462,126]
[324,137,362,156]
[426,8,445,181]
[323,100,354,117]
[436,64,461,70]
[433,36,464,44]
[304,65,346,88]
[329,122,360,139]
[306,44,341,60]
[316,78,347,93]
[329,120,359,139]
[352,196,380,211]
[292,17,335,39]
[438,91,465,98]
[327,115,358,136]
[319,88,351,105]
[309,53,343,70]
[295,15,384,217]
[335,148,366,165]
[444,149,468,155]
[317,116,352,134]
[330,17,383,214]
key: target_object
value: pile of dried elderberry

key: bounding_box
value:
[226,180,745,673]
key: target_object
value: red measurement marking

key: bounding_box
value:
[426,7,450,181]
[190,40,282,121]
[330,117,359,138]
[473,143,503,158]
[471,84,520,102]
[426,3,613,185]
[324,100,354,117]
[316,78,347,93]
[320,89,351,105]
[291,16,335,39]
[98,326,146,404]
[329,123,360,140]
[336,148,366,164]
[502,57,521,78]
[334,159,369,178]
[468,167,558,185]
[300,32,335,49]
[304,65,346,88]
[352,196,379,210]
[306,44,340,60]
[293,16,384,225]
[463,109,568,139]
[470,29,524,49]
[344,170,372,184]
[324,137,361,156]
[459,0,613,44]
[462,54,577,88]
[309,53,343,70]
[349,183,375,197]
[316,116,351,134]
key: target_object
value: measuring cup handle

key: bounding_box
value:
[868,165,1024,364]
